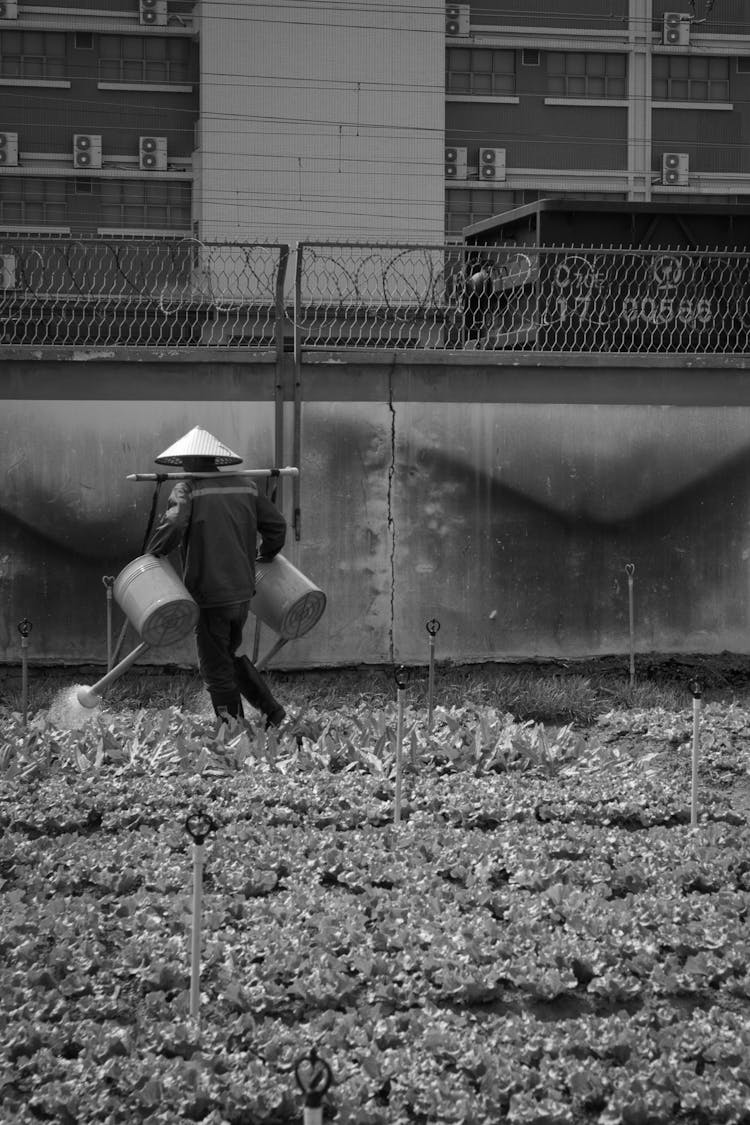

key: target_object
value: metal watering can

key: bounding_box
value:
[76,552,326,708]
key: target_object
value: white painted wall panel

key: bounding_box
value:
[199,0,444,242]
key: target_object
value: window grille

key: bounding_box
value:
[98,35,193,84]
[652,55,730,101]
[446,48,516,96]
[546,52,627,98]
[99,180,191,229]
[446,188,514,235]
[0,30,66,79]
[0,176,67,224]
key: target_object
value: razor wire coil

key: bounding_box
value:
[2,234,750,353]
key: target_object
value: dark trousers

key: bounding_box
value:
[195,601,249,705]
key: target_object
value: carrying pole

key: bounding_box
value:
[127,467,299,482]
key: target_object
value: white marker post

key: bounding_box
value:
[426,618,440,733]
[690,680,701,827]
[295,1047,332,1125]
[625,563,635,688]
[17,618,32,729]
[394,665,408,826]
[102,576,115,670]
[185,810,217,1023]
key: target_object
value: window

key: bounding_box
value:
[0,176,67,224]
[0,30,66,80]
[446,48,516,96]
[98,35,194,84]
[653,55,730,101]
[99,180,191,229]
[546,52,626,98]
[522,49,540,66]
[75,32,93,50]
[446,188,514,235]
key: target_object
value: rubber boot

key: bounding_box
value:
[209,690,244,724]
[233,655,286,728]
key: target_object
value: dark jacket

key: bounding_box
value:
[147,473,286,607]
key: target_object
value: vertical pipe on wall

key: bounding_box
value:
[274,244,290,514]
[293,242,304,541]
[627,0,653,202]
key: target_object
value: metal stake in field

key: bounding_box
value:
[689,679,701,827]
[185,809,217,1022]
[394,665,408,826]
[17,618,32,728]
[625,563,636,687]
[426,618,440,732]
[102,576,115,670]
[295,1046,332,1125]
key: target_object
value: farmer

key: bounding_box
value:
[146,425,287,728]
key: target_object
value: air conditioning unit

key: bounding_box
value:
[0,253,16,290]
[140,0,168,25]
[73,134,102,169]
[0,1,18,20]
[479,147,506,181]
[662,151,689,185]
[445,145,468,180]
[663,12,691,45]
[139,135,168,170]
[446,4,470,36]
[0,131,18,166]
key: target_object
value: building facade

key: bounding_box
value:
[0,0,444,244]
[1,1,749,243]
[0,0,197,236]
[446,0,750,236]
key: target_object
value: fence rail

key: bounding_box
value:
[2,234,750,354]
[0,235,288,349]
[294,241,750,354]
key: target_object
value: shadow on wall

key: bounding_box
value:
[3,400,750,664]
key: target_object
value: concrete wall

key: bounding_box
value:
[3,352,750,669]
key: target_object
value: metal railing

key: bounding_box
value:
[0,235,289,350]
[294,242,750,354]
[2,234,750,354]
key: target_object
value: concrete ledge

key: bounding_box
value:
[0,347,278,363]
[300,349,750,369]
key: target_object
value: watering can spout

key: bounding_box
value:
[77,686,103,709]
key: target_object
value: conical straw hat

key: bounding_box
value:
[155,426,243,466]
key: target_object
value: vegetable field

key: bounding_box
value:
[2,695,750,1124]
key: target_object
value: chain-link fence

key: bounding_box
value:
[294,242,750,353]
[0,235,288,348]
[2,235,749,353]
